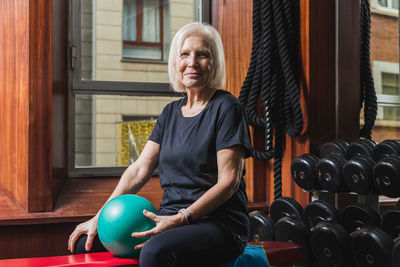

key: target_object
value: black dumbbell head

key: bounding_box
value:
[310,222,354,267]
[316,155,347,192]
[303,200,338,229]
[291,154,320,191]
[346,139,376,160]
[382,207,400,239]
[373,140,400,163]
[373,155,400,198]
[340,203,382,233]
[343,155,376,195]
[352,227,394,267]
[249,211,275,242]
[274,217,311,266]
[320,139,349,159]
[269,197,303,223]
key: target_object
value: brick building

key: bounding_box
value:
[370,1,400,141]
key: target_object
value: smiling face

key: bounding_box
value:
[176,36,213,91]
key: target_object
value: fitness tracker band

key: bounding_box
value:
[178,208,192,224]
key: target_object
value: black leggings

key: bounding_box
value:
[74,219,244,267]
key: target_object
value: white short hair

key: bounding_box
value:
[168,22,226,92]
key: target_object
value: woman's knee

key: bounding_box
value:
[139,237,176,267]
[73,234,107,254]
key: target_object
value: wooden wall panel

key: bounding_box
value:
[308,0,336,153]
[51,0,69,204]
[337,0,360,140]
[309,0,360,150]
[0,0,30,209]
[0,223,76,259]
[0,0,53,212]
[28,0,53,211]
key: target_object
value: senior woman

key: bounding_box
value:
[68,22,252,267]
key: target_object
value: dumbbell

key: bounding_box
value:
[342,155,376,195]
[270,197,310,266]
[291,153,320,191]
[272,198,338,266]
[315,139,352,193]
[373,139,400,163]
[291,139,350,192]
[382,207,400,267]
[383,202,400,267]
[304,201,341,267]
[249,196,307,242]
[373,155,400,198]
[249,211,275,242]
[345,139,377,160]
[317,140,349,192]
[343,203,394,267]
[349,203,400,267]
[320,139,349,159]
[249,197,312,245]
[310,203,382,267]
[316,154,348,193]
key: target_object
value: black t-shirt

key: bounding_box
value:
[148,89,252,243]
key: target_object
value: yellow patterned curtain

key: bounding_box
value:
[117,120,156,166]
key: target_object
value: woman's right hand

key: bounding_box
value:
[68,216,98,253]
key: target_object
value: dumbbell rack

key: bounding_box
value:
[290,138,400,266]
[293,138,400,214]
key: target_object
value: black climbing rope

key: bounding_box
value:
[240,0,377,199]
[360,0,377,140]
[239,0,303,200]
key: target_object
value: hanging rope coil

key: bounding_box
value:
[360,0,377,140]
[239,0,303,200]
[240,0,377,199]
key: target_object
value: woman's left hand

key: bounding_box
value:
[132,209,186,250]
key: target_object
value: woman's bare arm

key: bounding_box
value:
[68,140,160,252]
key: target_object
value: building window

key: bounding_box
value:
[122,0,165,61]
[372,0,399,14]
[70,0,205,176]
[372,61,400,122]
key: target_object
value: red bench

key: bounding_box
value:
[0,241,302,266]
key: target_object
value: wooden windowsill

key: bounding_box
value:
[0,175,271,226]
[0,177,163,226]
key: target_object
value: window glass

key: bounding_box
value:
[75,94,181,167]
[382,106,400,121]
[73,0,202,170]
[382,72,399,95]
[80,0,201,82]
[393,0,399,9]
[122,0,137,41]
[380,0,388,7]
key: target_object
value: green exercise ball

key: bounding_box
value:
[98,194,157,258]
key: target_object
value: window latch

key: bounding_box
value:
[70,45,77,69]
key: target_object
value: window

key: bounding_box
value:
[371,0,399,14]
[358,0,400,206]
[122,0,165,61]
[373,61,400,122]
[70,0,205,176]
[367,2,400,144]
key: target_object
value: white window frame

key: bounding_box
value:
[372,60,400,120]
[371,0,399,15]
